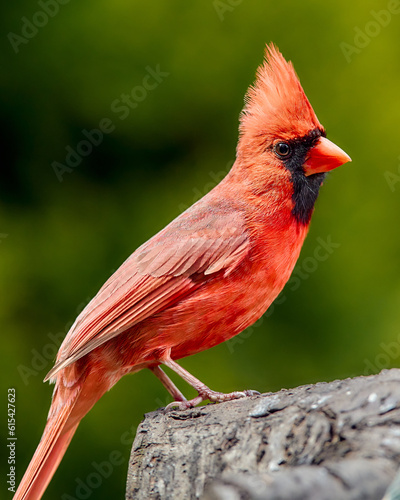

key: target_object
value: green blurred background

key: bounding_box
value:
[2,1,400,498]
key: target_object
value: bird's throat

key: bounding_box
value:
[290,171,326,225]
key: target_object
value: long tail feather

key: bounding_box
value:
[13,389,80,500]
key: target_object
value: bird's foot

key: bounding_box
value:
[165,388,259,410]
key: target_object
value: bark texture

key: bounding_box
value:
[127,369,400,500]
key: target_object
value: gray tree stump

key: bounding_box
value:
[126,369,400,500]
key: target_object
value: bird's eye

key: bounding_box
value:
[274,142,291,158]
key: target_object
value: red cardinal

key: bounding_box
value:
[14,44,350,499]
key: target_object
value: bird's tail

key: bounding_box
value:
[13,387,81,500]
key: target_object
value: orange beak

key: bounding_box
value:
[303,137,351,176]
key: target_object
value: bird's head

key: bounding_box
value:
[236,44,351,224]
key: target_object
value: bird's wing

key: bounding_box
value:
[45,202,249,381]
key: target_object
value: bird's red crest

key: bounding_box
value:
[239,44,323,146]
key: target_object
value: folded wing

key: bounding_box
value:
[45,202,249,381]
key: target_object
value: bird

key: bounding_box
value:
[14,43,351,499]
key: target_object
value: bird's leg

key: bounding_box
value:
[162,357,259,410]
[149,365,187,402]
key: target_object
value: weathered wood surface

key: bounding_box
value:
[127,369,400,500]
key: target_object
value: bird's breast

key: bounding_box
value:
[126,216,310,363]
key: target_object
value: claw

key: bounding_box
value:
[244,390,260,396]
[165,395,203,411]
[165,401,186,411]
